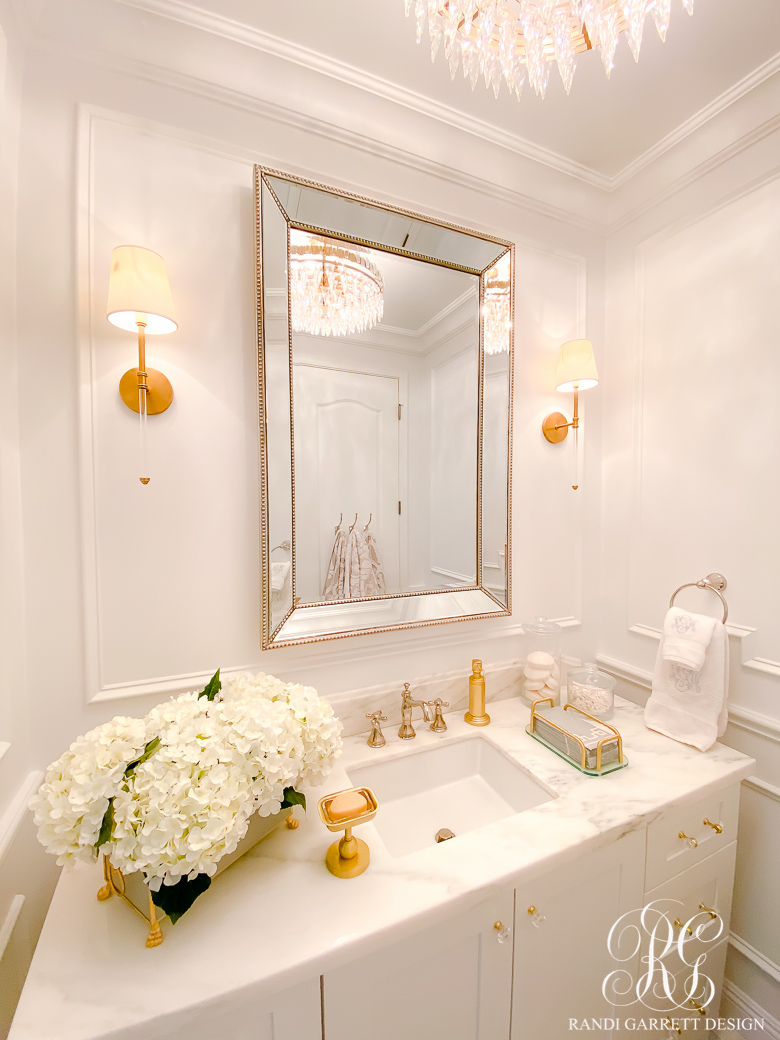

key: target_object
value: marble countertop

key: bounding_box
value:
[10,696,754,1040]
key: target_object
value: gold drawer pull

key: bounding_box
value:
[679,830,698,849]
[689,999,707,1015]
[698,902,718,920]
[703,818,723,833]
[663,1019,682,1036]
[674,917,693,936]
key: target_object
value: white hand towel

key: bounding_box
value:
[645,622,729,752]
[662,607,717,672]
[271,562,291,592]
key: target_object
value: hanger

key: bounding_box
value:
[363,513,373,532]
[334,513,343,536]
[349,513,358,533]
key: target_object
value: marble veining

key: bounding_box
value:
[10,695,754,1040]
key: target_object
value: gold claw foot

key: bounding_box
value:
[146,922,164,948]
[96,883,113,901]
[286,814,299,829]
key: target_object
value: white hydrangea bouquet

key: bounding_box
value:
[30,670,342,937]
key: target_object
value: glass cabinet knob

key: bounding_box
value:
[493,920,511,944]
[527,905,546,928]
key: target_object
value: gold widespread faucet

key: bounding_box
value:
[398,683,434,739]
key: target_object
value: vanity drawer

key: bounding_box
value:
[651,937,728,1030]
[643,842,736,976]
[645,784,739,889]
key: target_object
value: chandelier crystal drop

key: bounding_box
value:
[289,230,384,337]
[404,0,694,101]
[482,257,511,355]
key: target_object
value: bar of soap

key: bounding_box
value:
[328,790,368,822]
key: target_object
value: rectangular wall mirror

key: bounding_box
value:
[255,167,513,648]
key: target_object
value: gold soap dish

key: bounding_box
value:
[318,787,378,879]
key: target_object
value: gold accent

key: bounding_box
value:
[118,322,173,415]
[399,682,435,738]
[97,853,167,947]
[286,814,300,829]
[465,659,490,726]
[528,699,624,772]
[119,367,174,414]
[698,903,718,920]
[256,165,514,650]
[674,917,693,936]
[703,818,723,833]
[318,787,379,880]
[688,1000,707,1015]
[679,830,698,848]
[146,890,163,948]
[542,411,569,444]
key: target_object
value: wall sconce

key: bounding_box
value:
[542,339,599,491]
[106,245,178,485]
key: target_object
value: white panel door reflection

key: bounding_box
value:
[293,365,400,604]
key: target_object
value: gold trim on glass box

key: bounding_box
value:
[255,165,514,650]
[528,699,624,773]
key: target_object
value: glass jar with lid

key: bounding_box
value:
[567,664,616,720]
[520,617,562,707]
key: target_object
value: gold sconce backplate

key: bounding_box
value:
[542,411,568,444]
[119,368,174,414]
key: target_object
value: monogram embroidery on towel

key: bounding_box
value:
[670,664,700,693]
[671,613,697,633]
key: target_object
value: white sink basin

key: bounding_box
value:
[347,736,555,857]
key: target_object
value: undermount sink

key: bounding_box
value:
[347,736,555,857]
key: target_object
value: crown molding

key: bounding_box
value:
[611,51,780,190]
[40,38,605,236]
[110,0,613,190]
[108,0,780,200]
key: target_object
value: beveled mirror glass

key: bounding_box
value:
[256,167,513,648]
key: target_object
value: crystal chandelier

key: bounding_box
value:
[289,230,384,337]
[482,261,511,355]
[405,0,694,100]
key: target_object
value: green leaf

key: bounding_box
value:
[95,798,115,850]
[150,873,212,925]
[199,668,222,702]
[125,736,161,778]
[281,787,306,812]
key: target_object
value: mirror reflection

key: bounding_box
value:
[257,168,512,647]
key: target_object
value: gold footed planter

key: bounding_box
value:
[96,806,294,946]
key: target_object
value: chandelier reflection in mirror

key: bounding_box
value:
[405,0,694,100]
[290,230,384,337]
[482,254,511,356]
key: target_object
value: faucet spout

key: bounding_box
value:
[398,683,433,739]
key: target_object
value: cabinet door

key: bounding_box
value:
[323,887,514,1040]
[512,829,646,1040]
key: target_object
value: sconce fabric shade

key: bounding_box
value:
[106,245,178,335]
[555,339,598,392]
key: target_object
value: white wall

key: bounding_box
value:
[598,78,780,1029]
[0,6,59,1034]
[0,11,604,1023]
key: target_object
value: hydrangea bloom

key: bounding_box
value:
[30,673,343,888]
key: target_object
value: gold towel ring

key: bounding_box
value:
[669,573,728,624]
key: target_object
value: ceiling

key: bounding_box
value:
[137,0,780,180]
[141,0,780,180]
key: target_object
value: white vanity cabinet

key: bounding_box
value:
[512,830,646,1040]
[322,886,515,1040]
